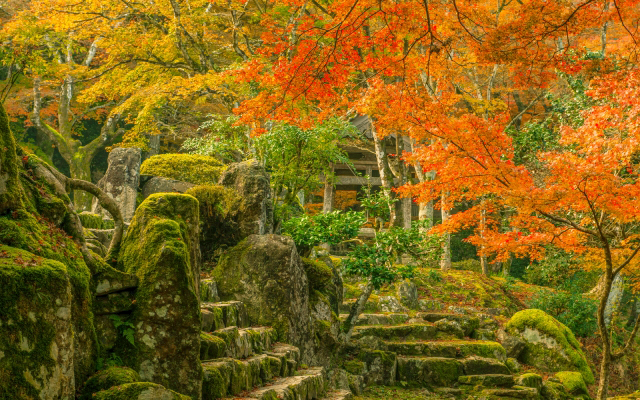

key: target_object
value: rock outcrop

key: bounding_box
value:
[118,193,203,398]
[213,234,314,363]
[141,176,195,200]
[91,147,141,222]
[505,309,594,384]
[219,160,273,237]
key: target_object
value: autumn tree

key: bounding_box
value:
[231,0,640,396]
[0,0,275,209]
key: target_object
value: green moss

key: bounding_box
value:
[185,185,243,261]
[203,361,233,398]
[92,382,190,400]
[80,367,140,400]
[140,154,226,185]
[555,371,588,395]
[516,373,542,390]
[343,360,365,375]
[200,332,227,360]
[78,212,104,229]
[0,245,69,398]
[301,257,333,291]
[0,103,23,214]
[451,259,482,272]
[506,309,594,384]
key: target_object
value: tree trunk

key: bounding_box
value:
[440,191,452,271]
[323,167,334,214]
[69,155,93,211]
[342,280,375,343]
[596,251,614,400]
[371,123,396,226]
[480,206,489,276]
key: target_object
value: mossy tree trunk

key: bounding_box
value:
[440,191,452,271]
[342,280,374,343]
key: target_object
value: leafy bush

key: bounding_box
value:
[342,222,442,289]
[140,154,225,185]
[529,289,598,337]
[523,247,599,292]
[282,211,366,257]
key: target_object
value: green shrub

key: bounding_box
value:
[529,289,597,337]
[283,211,366,257]
[301,257,333,291]
[140,154,226,185]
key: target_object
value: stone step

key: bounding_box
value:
[339,313,410,326]
[351,323,439,341]
[322,389,354,400]
[202,354,282,400]
[383,340,506,361]
[396,355,511,387]
[201,301,249,331]
[458,374,515,388]
[416,312,479,336]
[480,386,539,399]
[204,326,276,360]
[225,367,325,400]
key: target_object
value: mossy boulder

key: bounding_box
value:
[92,382,191,400]
[302,257,333,291]
[515,373,543,391]
[80,366,140,400]
[0,245,77,399]
[118,193,202,398]
[214,235,315,363]
[140,154,225,185]
[505,309,594,384]
[554,371,589,396]
[0,211,96,389]
[219,160,273,237]
[185,184,244,261]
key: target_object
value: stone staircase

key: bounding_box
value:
[199,299,347,400]
[341,311,541,399]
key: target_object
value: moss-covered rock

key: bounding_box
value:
[0,245,77,399]
[396,356,462,387]
[505,309,594,384]
[118,193,202,398]
[140,154,225,185]
[0,212,96,389]
[0,104,22,214]
[214,235,315,363]
[92,382,191,400]
[515,373,543,391]
[219,160,273,236]
[554,371,589,396]
[80,366,140,400]
[359,350,398,386]
[302,257,334,291]
[185,184,243,261]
